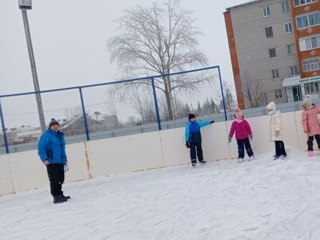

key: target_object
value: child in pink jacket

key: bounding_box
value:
[228,108,255,162]
[302,95,320,157]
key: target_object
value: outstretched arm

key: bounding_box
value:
[198,120,214,128]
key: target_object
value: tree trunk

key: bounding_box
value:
[163,76,174,120]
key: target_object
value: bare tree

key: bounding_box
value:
[214,81,236,112]
[107,0,208,120]
[130,91,156,123]
[242,72,269,108]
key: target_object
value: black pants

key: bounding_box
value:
[46,164,65,197]
[237,138,254,159]
[307,135,320,151]
[190,142,203,163]
[275,141,287,156]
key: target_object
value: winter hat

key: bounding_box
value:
[234,108,243,120]
[267,102,276,115]
[49,118,60,128]
[188,114,196,121]
[267,101,276,110]
[303,95,313,107]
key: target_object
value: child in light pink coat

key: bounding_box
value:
[228,108,255,162]
[302,95,320,157]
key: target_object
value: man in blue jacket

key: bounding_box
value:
[185,114,214,167]
[38,119,70,204]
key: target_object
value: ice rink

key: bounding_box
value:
[1,148,320,240]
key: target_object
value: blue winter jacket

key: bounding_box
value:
[185,120,211,143]
[38,129,67,164]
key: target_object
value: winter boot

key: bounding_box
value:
[273,155,279,160]
[307,151,314,157]
[249,155,255,161]
[280,154,287,159]
[237,158,244,163]
[191,162,196,167]
[61,194,71,200]
[199,160,206,164]
[53,196,67,204]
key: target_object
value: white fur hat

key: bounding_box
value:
[266,101,276,110]
[303,95,313,106]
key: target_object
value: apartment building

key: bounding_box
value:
[224,0,320,108]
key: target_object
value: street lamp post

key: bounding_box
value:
[19,0,46,133]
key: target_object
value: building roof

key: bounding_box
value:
[226,0,263,11]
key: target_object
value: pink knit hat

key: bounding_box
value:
[234,108,243,120]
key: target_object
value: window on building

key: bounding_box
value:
[284,22,293,33]
[296,12,320,29]
[290,65,300,76]
[303,58,320,72]
[263,5,271,17]
[265,27,273,38]
[275,89,283,99]
[294,0,317,7]
[287,44,296,55]
[272,69,280,79]
[269,48,277,58]
[299,35,320,51]
[282,0,290,12]
[305,82,320,94]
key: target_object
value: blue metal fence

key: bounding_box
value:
[0,66,226,154]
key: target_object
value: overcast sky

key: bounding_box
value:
[0,0,250,128]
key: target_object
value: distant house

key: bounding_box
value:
[103,115,119,129]
[0,126,41,146]
[61,115,105,136]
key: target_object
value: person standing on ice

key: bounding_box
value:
[228,108,255,163]
[301,95,320,157]
[38,119,70,204]
[267,102,287,160]
[185,114,214,167]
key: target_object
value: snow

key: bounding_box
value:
[1,148,320,240]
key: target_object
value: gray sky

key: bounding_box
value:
[0,0,250,128]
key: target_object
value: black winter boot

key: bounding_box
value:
[53,196,67,204]
[61,194,71,200]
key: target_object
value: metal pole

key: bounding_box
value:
[79,88,90,141]
[151,77,162,130]
[21,9,46,133]
[0,99,9,154]
[218,66,228,121]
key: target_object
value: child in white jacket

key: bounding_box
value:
[267,102,287,160]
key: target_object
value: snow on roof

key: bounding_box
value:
[16,129,41,137]
[226,0,263,11]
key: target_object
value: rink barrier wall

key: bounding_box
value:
[0,110,309,196]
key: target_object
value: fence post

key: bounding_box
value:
[218,66,228,121]
[151,77,162,130]
[79,88,90,141]
[0,99,9,154]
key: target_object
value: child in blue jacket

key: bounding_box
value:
[185,114,214,167]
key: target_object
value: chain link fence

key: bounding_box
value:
[0,66,227,154]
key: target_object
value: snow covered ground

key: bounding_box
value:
[1,148,320,240]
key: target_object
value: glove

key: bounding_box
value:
[210,120,215,124]
[228,137,232,143]
[186,142,190,148]
[249,134,253,140]
[64,162,69,172]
